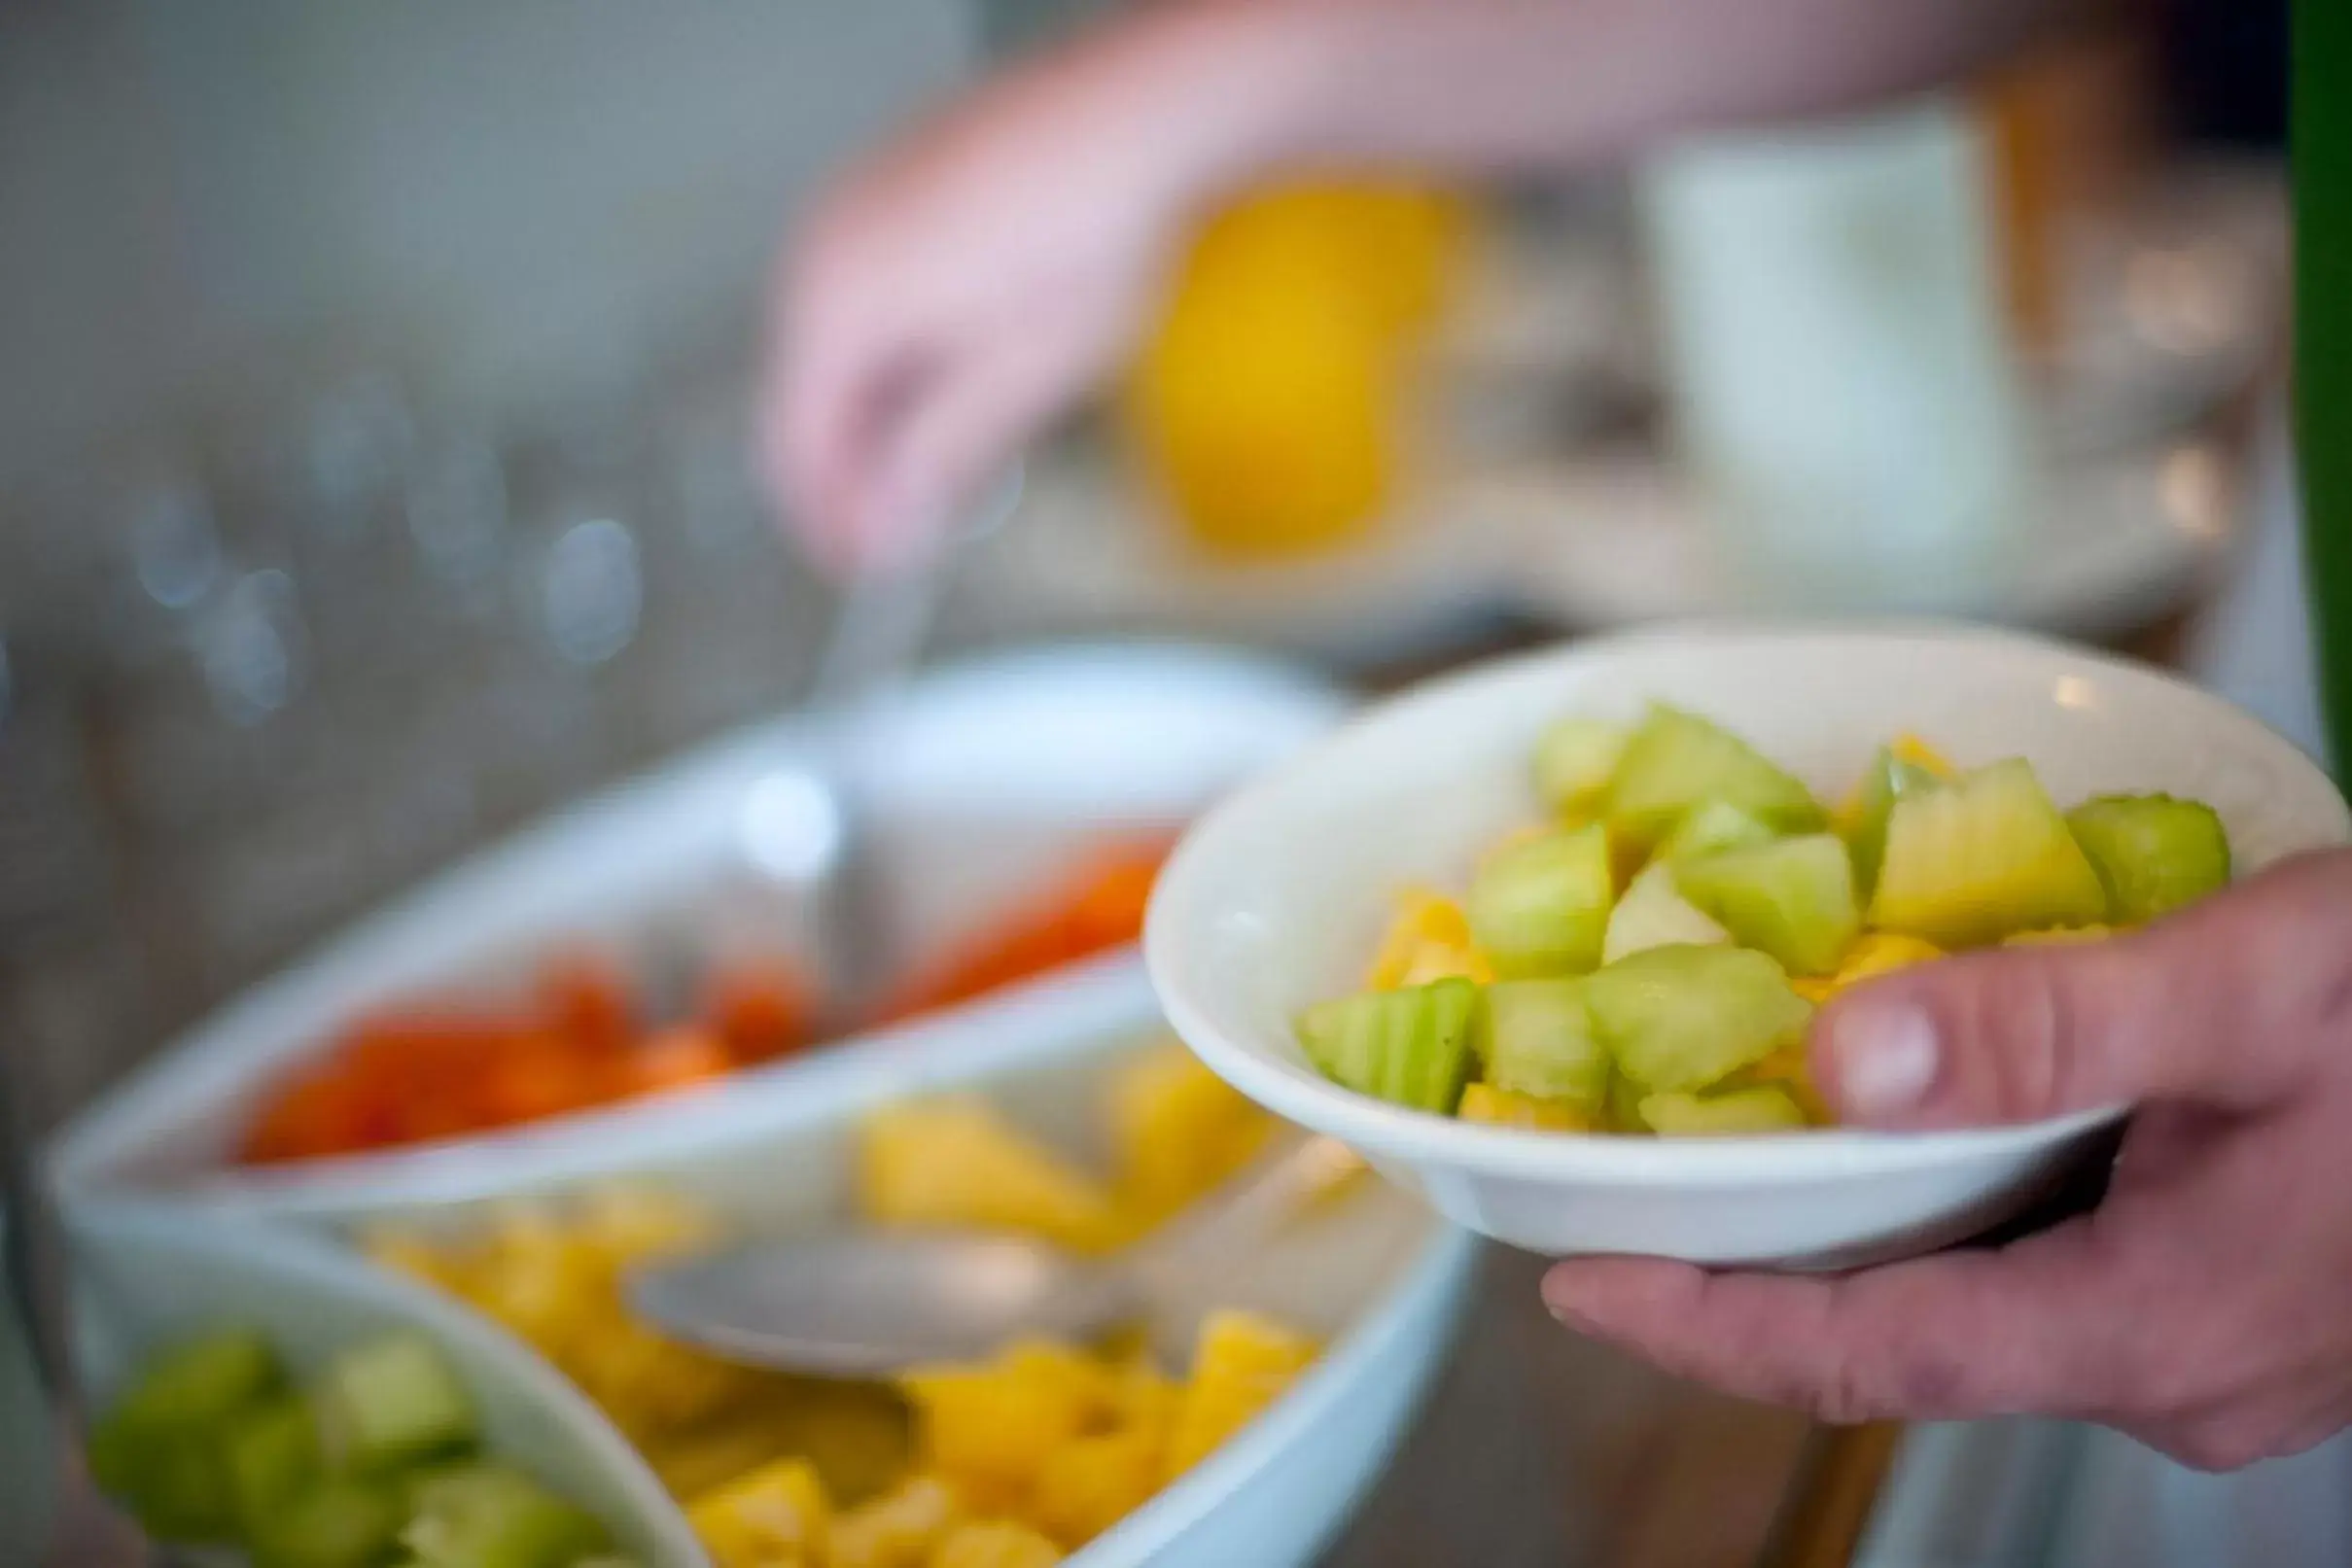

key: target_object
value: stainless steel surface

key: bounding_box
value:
[627,1132,1355,1375]
[2,1044,154,1567]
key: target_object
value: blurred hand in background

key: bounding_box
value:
[762,0,2059,573]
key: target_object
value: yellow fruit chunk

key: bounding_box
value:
[831,1475,963,1568]
[1366,889,1492,990]
[860,1100,1123,1254]
[1833,932,1945,987]
[1730,1043,1832,1125]
[1031,1425,1165,1548]
[1107,1042,1273,1223]
[689,1457,831,1568]
[1457,1083,1594,1131]
[930,1519,1065,1568]
[1890,734,1958,778]
[1165,1311,1319,1478]
[901,1341,1117,1512]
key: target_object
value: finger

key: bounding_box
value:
[1814,852,2352,1130]
[853,278,1128,564]
[1541,1221,2119,1424]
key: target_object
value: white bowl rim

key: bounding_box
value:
[1147,618,2350,1187]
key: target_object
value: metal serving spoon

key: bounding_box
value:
[733,465,1025,1037]
[625,1134,1361,1376]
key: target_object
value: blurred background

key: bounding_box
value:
[0,3,2319,1566]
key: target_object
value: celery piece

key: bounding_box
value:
[1297,978,1481,1114]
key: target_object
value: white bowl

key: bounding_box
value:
[54,643,1345,1216]
[215,967,1478,1568]
[1,1204,703,1564]
[1146,624,2351,1268]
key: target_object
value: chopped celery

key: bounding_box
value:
[1297,978,1481,1114]
[1602,863,1729,964]
[1869,758,2106,946]
[1582,945,1811,1093]
[2065,794,2231,924]
[249,1478,405,1568]
[1532,717,1630,818]
[315,1333,477,1475]
[1673,833,1860,976]
[1637,1086,1808,1136]
[402,1462,611,1568]
[1465,821,1614,977]
[1482,979,1610,1111]
[1604,706,1824,854]
[1656,799,1776,865]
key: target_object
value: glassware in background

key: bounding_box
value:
[1636,96,2033,612]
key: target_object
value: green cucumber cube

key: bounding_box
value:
[403,1463,610,1568]
[250,1478,405,1568]
[1656,799,1777,865]
[1482,979,1610,1111]
[1638,1086,1808,1135]
[2065,794,2231,923]
[1533,717,1630,818]
[1582,945,1812,1093]
[315,1333,476,1475]
[1846,748,1942,899]
[1869,758,2107,947]
[1297,977,1481,1114]
[1601,862,1729,964]
[1604,705,1825,854]
[1466,821,1614,977]
[1673,833,1860,977]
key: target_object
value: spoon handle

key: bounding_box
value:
[1123,1134,1366,1294]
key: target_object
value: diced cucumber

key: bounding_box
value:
[104,1327,284,1437]
[1673,833,1860,976]
[228,1398,326,1531]
[1582,945,1812,1093]
[2065,794,2231,924]
[1297,978,1481,1114]
[1637,1086,1808,1136]
[1465,821,1614,977]
[1482,979,1610,1111]
[314,1333,477,1475]
[1656,799,1776,865]
[1604,705,1825,854]
[249,1478,406,1568]
[402,1462,610,1568]
[1601,863,1729,964]
[1869,758,2107,947]
[1533,717,1630,818]
[1846,747,1941,899]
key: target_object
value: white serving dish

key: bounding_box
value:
[212,968,1479,1568]
[1,1203,703,1565]
[1146,623,2350,1268]
[54,643,1347,1217]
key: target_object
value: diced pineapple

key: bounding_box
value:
[1891,734,1956,777]
[930,1519,1065,1568]
[1457,1083,1594,1131]
[1107,1043,1274,1223]
[1106,1357,1180,1437]
[1832,932,1944,987]
[860,1100,1125,1254]
[901,1342,1115,1510]
[1365,889,1492,990]
[1031,1425,1165,1548]
[1726,1043,1830,1124]
[831,1475,963,1568]
[1164,1311,1318,1479]
[2004,924,2115,947]
[688,1457,831,1568]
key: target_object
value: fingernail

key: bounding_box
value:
[1835,1000,1941,1118]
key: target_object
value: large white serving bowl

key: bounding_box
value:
[53,642,1345,1218]
[1147,623,2351,1268]
[193,968,1480,1568]
[0,1203,704,1565]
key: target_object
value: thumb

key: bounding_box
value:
[1813,853,2352,1130]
